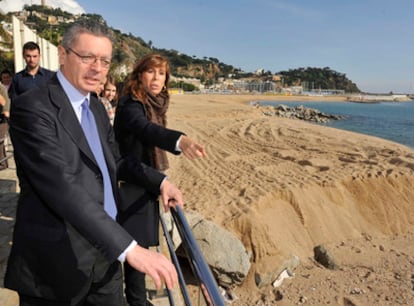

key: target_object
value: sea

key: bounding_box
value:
[259,100,414,150]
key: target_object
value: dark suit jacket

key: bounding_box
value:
[4,75,165,300]
[113,95,183,245]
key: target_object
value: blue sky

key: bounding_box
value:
[4,0,414,93]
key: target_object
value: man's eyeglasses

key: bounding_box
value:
[66,48,111,69]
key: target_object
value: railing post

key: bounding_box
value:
[160,212,192,306]
[171,206,226,306]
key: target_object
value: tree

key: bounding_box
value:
[277,67,360,93]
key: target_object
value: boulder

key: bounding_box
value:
[179,211,251,287]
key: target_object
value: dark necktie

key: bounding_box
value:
[81,99,117,219]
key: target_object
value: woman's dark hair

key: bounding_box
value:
[122,53,170,100]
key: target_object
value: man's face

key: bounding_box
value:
[59,33,112,96]
[23,49,41,70]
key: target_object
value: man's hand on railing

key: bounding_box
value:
[126,244,178,290]
[160,178,184,212]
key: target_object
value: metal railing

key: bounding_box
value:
[0,155,12,165]
[160,206,226,306]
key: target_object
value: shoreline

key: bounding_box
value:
[178,93,414,149]
[252,95,414,148]
[180,93,349,104]
[179,93,413,104]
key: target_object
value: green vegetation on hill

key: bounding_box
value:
[0,13,13,72]
[278,67,360,93]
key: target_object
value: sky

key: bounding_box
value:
[2,0,414,94]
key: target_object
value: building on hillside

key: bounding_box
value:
[272,75,282,82]
[281,86,303,95]
[47,16,58,25]
[168,88,184,95]
[255,68,265,75]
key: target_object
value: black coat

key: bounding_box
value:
[114,95,183,246]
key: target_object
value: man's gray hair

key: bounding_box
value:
[61,19,113,49]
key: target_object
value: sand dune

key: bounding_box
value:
[167,94,414,305]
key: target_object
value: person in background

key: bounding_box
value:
[0,84,10,169]
[5,20,182,306]
[114,53,207,306]
[1,69,12,118]
[98,76,116,125]
[0,82,10,119]
[1,69,13,92]
[8,41,55,101]
[103,75,118,109]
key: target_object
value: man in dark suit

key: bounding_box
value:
[5,20,181,306]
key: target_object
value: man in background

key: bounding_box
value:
[8,41,55,101]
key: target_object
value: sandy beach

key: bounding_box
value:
[1,93,413,305]
[166,94,414,305]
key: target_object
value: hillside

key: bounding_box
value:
[0,6,360,92]
[0,6,240,85]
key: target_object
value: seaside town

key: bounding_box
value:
[1,1,414,306]
[1,3,413,102]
